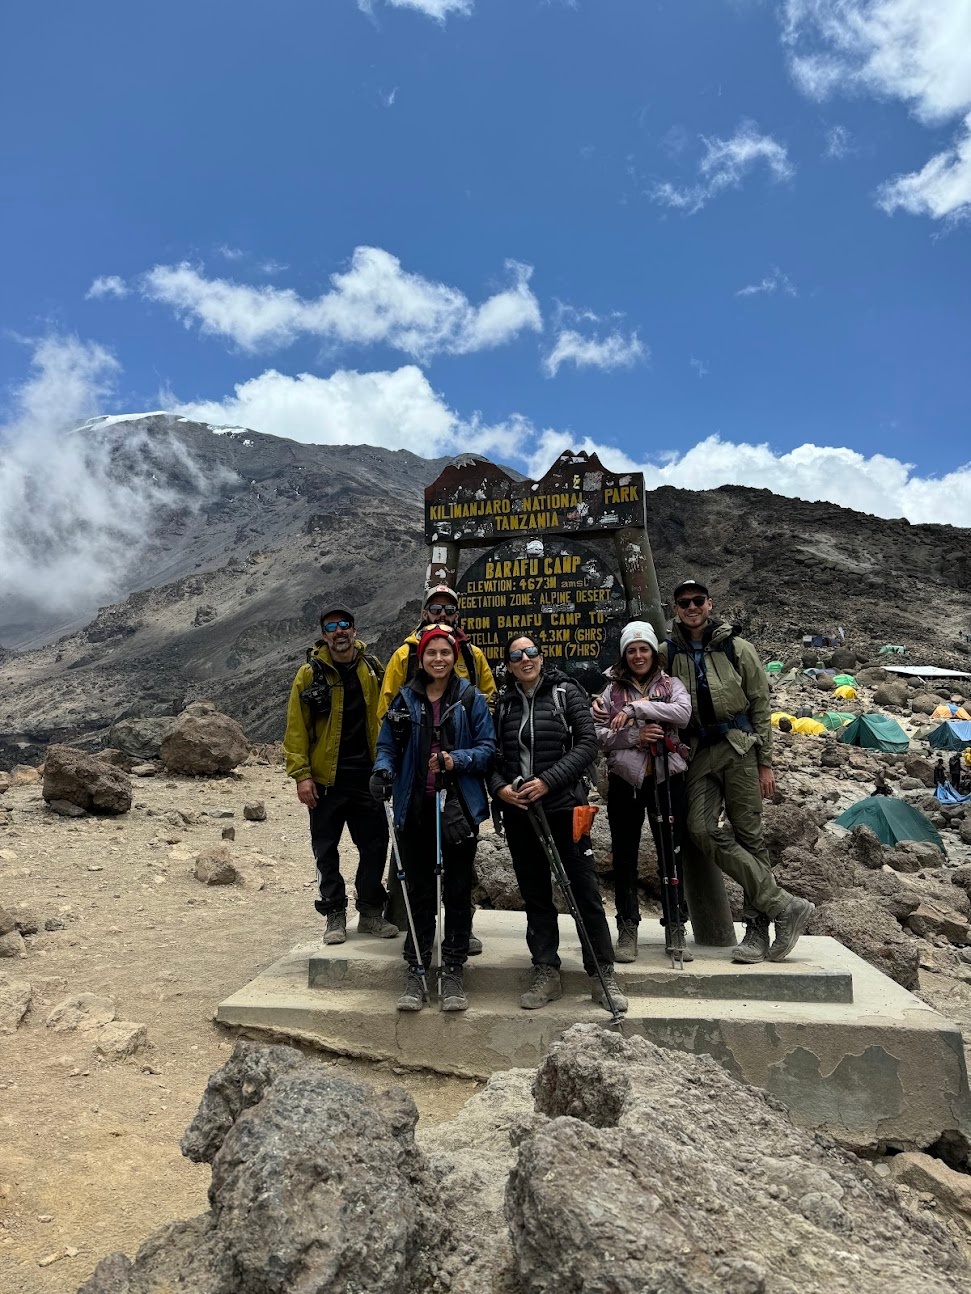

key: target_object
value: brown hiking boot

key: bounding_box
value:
[323,909,346,945]
[520,964,562,1010]
[614,919,638,963]
[768,896,815,962]
[732,913,770,964]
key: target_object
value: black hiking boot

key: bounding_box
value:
[520,964,562,1010]
[732,913,770,964]
[664,925,694,964]
[467,931,483,956]
[440,966,468,1012]
[589,966,628,1014]
[323,909,347,946]
[768,896,816,962]
[396,967,427,1012]
[614,919,638,963]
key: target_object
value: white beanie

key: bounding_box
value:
[620,621,659,657]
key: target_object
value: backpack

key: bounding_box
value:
[387,679,478,750]
[300,647,382,721]
[496,678,572,745]
[406,637,478,688]
[665,632,738,673]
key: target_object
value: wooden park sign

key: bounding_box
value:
[424,451,665,685]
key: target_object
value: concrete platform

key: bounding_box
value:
[217,912,971,1152]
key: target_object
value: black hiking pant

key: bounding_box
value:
[309,771,389,917]
[398,797,475,969]
[607,771,688,928]
[503,805,613,975]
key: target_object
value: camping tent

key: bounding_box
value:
[835,797,944,851]
[771,712,796,728]
[832,674,857,688]
[833,685,857,700]
[937,783,971,806]
[930,704,971,722]
[927,720,971,752]
[818,711,854,730]
[791,718,827,736]
[879,645,907,655]
[765,661,785,674]
[838,713,910,752]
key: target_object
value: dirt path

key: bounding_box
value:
[0,761,479,1292]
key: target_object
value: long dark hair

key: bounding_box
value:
[613,641,660,688]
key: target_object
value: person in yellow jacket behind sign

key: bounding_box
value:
[284,604,399,948]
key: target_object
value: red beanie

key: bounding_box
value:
[418,624,457,662]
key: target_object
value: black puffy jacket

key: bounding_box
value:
[489,670,597,812]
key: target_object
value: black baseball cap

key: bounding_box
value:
[672,579,709,600]
[320,605,354,623]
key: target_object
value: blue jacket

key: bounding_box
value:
[374,674,496,830]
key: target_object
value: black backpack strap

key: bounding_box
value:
[460,640,477,684]
[405,641,419,683]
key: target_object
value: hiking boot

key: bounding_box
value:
[664,926,694,964]
[520,964,562,1010]
[768,896,816,962]
[440,966,468,1012]
[732,913,770,964]
[590,966,628,1015]
[614,919,638,963]
[358,913,399,939]
[397,967,427,1012]
[323,909,346,945]
[467,931,483,956]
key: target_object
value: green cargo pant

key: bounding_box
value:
[686,741,787,919]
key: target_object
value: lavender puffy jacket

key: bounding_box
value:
[592,668,692,789]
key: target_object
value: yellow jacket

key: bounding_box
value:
[377,631,497,720]
[284,641,384,787]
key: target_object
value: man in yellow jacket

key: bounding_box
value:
[284,604,398,946]
[377,584,497,720]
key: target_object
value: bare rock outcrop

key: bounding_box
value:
[108,716,177,763]
[811,897,920,989]
[160,703,249,775]
[42,744,132,815]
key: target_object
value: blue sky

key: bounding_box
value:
[2,0,970,538]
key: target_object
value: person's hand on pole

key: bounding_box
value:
[637,723,664,747]
[758,767,776,800]
[428,751,454,773]
[517,777,549,804]
[296,778,318,809]
[497,782,529,808]
[369,768,394,803]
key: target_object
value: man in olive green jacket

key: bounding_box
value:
[661,579,814,964]
[284,605,398,947]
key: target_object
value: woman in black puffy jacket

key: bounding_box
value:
[489,635,627,1016]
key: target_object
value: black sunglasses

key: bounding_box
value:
[508,645,541,662]
[425,602,457,617]
[676,595,708,609]
[322,618,353,633]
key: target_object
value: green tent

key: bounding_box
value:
[878,644,907,655]
[765,661,785,673]
[838,713,910,752]
[927,720,971,752]
[818,710,855,731]
[832,673,857,688]
[835,796,944,852]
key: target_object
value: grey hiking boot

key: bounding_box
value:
[397,967,427,1012]
[520,964,562,1010]
[323,909,346,946]
[467,931,483,956]
[664,925,694,964]
[440,966,468,1012]
[358,913,399,938]
[614,919,638,963]
[732,913,770,964]
[768,896,816,962]
[590,966,628,1014]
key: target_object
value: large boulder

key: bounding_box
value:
[911,692,944,717]
[828,646,859,671]
[42,744,132,815]
[762,802,819,865]
[810,896,920,989]
[873,682,910,709]
[773,843,859,906]
[160,706,249,775]
[108,716,177,763]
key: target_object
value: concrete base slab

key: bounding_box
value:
[217,912,971,1152]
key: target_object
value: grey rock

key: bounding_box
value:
[46,992,116,1032]
[42,744,132,815]
[130,763,158,777]
[774,843,859,907]
[243,800,266,821]
[873,683,910,709]
[0,930,26,958]
[0,906,15,936]
[47,798,88,818]
[858,869,922,923]
[193,845,238,885]
[472,833,528,911]
[762,802,819,865]
[96,1020,149,1061]
[108,716,177,763]
[810,897,920,989]
[849,825,887,870]
[160,709,249,775]
[0,977,31,1033]
[221,825,236,842]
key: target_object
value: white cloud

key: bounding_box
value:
[522,429,971,527]
[689,356,710,378]
[735,267,798,297]
[653,121,794,213]
[0,338,214,620]
[783,0,971,219]
[86,275,128,300]
[357,0,473,21]
[141,246,542,359]
[542,328,646,378]
[824,124,852,159]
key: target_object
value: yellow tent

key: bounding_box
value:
[964,748,971,769]
[833,685,857,700]
[771,712,796,728]
[791,718,828,736]
[931,704,971,722]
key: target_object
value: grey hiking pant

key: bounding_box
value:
[685,741,787,919]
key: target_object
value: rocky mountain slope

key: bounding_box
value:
[1,414,970,765]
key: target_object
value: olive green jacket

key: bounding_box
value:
[659,620,772,767]
[284,640,384,787]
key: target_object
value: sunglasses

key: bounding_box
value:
[508,645,541,662]
[425,603,457,617]
[676,595,708,609]
[322,619,353,633]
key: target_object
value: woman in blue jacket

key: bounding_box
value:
[371,624,495,1013]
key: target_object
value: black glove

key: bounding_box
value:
[442,795,474,845]
[369,769,393,803]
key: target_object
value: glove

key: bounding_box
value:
[442,796,474,845]
[369,769,393,803]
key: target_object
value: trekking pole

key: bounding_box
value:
[383,802,428,1003]
[654,740,686,971]
[512,779,625,1034]
[433,752,447,1005]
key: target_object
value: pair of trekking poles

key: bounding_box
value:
[649,737,687,971]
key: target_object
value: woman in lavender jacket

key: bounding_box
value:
[592,621,692,964]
